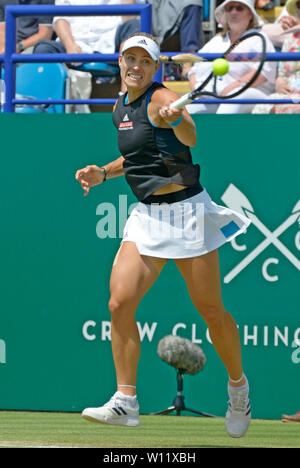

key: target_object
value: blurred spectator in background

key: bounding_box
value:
[0,0,54,54]
[262,0,300,49]
[33,0,139,56]
[255,0,274,11]
[145,0,204,53]
[253,27,300,113]
[187,0,276,114]
[137,0,204,79]
[33,0,140,112]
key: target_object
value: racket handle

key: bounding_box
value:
[169,93,193,109]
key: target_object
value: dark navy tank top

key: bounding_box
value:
[112,82,201,202]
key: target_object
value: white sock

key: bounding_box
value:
[228,375,249,394]
[117,391,138,405]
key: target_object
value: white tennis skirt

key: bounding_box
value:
[122,188,251,259]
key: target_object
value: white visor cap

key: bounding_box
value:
[121,35,160,62]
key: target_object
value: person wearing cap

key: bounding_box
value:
[75,32,252,438]
[188,0,276,114]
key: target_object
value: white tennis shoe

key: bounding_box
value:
[82,391,140,427]
[225,387,251,438]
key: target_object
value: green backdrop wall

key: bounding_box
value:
[0,114,299,419]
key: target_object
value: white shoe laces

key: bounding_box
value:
[104,393,121,408]
[229,390,249,413]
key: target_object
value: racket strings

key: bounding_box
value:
[169,30,267,109]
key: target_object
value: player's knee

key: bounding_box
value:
[198,303,226,329]
[108,295,134,318]
[108,296,122,317]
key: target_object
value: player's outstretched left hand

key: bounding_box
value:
[75,165,105,196]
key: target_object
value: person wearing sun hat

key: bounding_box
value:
[188,0,276,114]
[215,0,264,28]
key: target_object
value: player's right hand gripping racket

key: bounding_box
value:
[169,30,267,110]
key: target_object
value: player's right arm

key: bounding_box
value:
[75,156,125,196]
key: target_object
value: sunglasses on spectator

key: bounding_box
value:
[224,4,246,12]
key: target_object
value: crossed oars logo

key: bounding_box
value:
[221,184,300,284]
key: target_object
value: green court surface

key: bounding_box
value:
[0,411,299,448]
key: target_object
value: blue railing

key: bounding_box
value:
[1,4,300,112]
[1,3,152,112]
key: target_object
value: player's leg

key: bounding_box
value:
[82,241,167,426]
[174,249,251,437]
[175,249,242,379]
[109,241,168,395]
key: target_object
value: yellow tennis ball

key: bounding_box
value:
[212,58,229,76]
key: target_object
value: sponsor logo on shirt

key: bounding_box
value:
[119,114,133,130]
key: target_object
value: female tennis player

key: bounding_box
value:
[75,32,251,438]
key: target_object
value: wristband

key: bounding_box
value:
[169,116,183,127]
[101,167,107,182]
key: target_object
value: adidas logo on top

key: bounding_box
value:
[138,39,147,45]
[123,114,129,121]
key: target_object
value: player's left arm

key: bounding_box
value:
[149,87,197,147]
[75,156,125,197]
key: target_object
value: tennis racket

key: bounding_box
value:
[168,29,267,109]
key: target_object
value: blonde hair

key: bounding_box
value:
[126,32,160,47]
